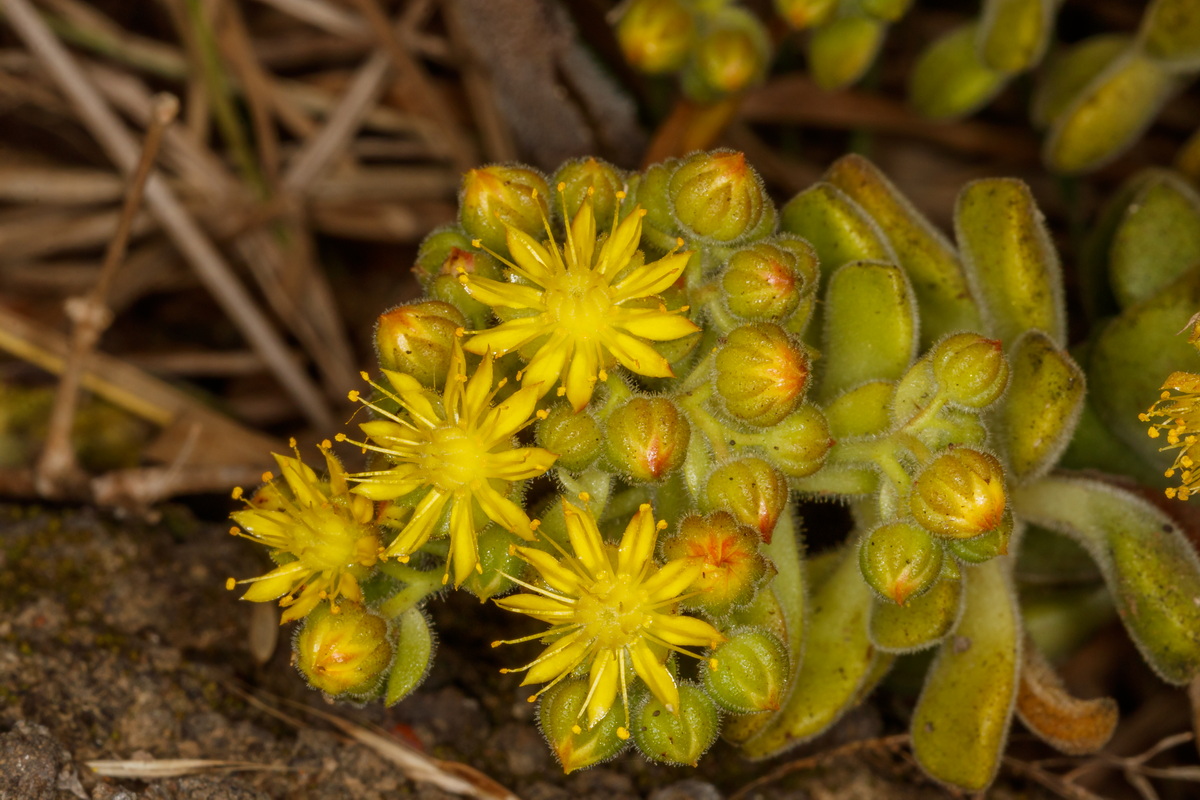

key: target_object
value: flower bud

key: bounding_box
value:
[634,161,684,254]
[536,402,604,472]
[740,404,832,478]
[424,245,503,330]
[721,237,818,323]
[631,683,719,766]
[774,0,836,30]
[716,323,810,427]
[463,526,526,601]
[661,512,773,614]
[552,157,627,225]
[459,165,551,254]
[911,448,1008,539]
[930,333,1008,409]
[295,602,393,699]
[702,457,789,543]
[703,628,788,713]
[945,512,1013,564]
[605,396,690,482]
[374,302,466,388]
[538,678,627,773]
[413,226,473,288]
[681,8,771,102]
[859,522,943,605]
[668,150,776,245]
[615,0,695,75]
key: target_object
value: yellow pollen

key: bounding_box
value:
[231,487,243,500]
[571,724,583,734]
[288,437,297,448]
[225,578,236,590]
[617,727,630,740]
[261,471,274,482]
[579,492,591,502]
[557,181,566,191]
[335,433,347,442]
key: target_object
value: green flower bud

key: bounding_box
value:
[463,526,526,601]
[702,457,789,543]
[859,522,943,605]
[668,150,776,245]
[945,513,1013,564]
[721,238,818,323]
[774,0,836,30]
[930,332,1009,409]
[552,157,627,225]
[384,607,435,705]
[538,678,628,773]
[605,396,690,482]
[681,8,771,102]
[413,226,473,288]
[459,164,551,254]
[422,245,504,330]
[295,602,393,699]
[616,0,695,75]
[703,628,788,713]
[661,511,774,614]
[374,302,466,388]
[808,15,885,91]
[911,448,1008,539]
[740,404,832,478]
[631,683,719,766]
[634,161,684,254]
[716,323,810,427]
[536,402,604,472]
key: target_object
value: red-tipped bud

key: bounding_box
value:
[859,522,943,605]
[931,333,1009,409]
[911,448,1008,539]
[668,150,776,244]
[945,512,1013,564]
[538,678,628,773]
[702,457,789,543]
[295,602,393,699]
[661,511,774,614]
[721,238,818,322]
[716,323,810,427]
[374,301,466,388]
[703,629,789,713]
[605,396,691,482]
[459,165,551,253]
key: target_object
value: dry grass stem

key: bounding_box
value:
[86,759,291,778]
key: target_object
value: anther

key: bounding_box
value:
[225,578,236,590]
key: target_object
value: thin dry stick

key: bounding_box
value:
[1,0,335,428]
[728,734,911,800]
[349,0,475,171]
[35,92,177,498]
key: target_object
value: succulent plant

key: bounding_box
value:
[227,150,1200,791]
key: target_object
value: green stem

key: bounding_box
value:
[377,562,444,619]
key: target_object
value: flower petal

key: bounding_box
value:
[465,316,550,358]
[563,341,600,412]
[384,489,449,557]
[595,207,644,278]
[629,639,678,713]
[473,481,533,537]
[617,504,658,578]
[601,330,674,378]
[494,593,574,618]
[586,649,620,727]
[647,612,725,649]
[448,494,478,587]
[615,309,700,341]
[462,275,545,309]
[241,561,306,602]
[563,499,610,577]
[380,369,442,428]
[462,348,495,422]
[513,546,583,595]
[506,226,560,284]
[521,330,572,396]
[524,631,590,686]
[479,383,543,443]
[639,558,704,602]
[483,448,557,482]
[610,251,690,302]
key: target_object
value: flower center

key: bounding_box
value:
[542,268,613,338]
[295,506,373,570]
[574,573,651,650]
[425,425,488,490]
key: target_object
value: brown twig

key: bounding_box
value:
[34,92,177,498]
[728,733,911,800]
[1,0,336,428]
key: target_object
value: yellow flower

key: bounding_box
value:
[227,441,380,624]
[494,499,725,740]
[1140,371,1200,500]
[337,341,557,586]
[459,184,700,411]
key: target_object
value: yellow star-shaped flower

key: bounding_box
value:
[338,341,557,586]
[460,185,700,411]
[494,499,725,740]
